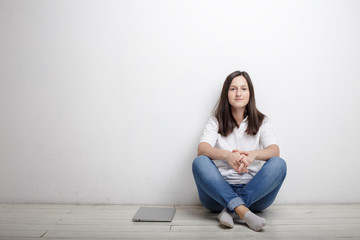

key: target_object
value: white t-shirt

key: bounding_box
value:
[200,116,278,184]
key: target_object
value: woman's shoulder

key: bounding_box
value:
[262,116,271,124]
[260,116,273,129]
[204,115,219,128]
[209,115,218,123]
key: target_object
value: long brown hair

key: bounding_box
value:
[214,71,265,136]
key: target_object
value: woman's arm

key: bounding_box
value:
[249,144,280,161]
[198,142,229,160]
[198,142,248,173]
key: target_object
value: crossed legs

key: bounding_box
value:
[192,155,287,231]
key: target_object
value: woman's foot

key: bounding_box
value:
[217,208,234,228]
[243,211,267,231]
[235,205,267,231]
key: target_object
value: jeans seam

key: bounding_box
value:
[193,171,243,210]
[193,173,227,208]
[243,164,286,207]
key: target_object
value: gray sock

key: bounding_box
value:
[218,208,234,228]
[243,211,267,231]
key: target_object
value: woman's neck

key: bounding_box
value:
[232,107,245,125]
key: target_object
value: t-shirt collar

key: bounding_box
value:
[236,116,248,130]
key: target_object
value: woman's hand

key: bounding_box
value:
[232,149,257,173]
[224,151,249,173]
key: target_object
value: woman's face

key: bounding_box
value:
[228,75,250,110]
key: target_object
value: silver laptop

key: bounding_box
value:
[132,207,176,222]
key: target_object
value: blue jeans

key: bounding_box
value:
[192,155,287,213]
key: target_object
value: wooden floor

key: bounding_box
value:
[0,204,359,239]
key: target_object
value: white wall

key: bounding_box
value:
[1,0,360,205]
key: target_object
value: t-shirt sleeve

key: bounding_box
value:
[259,117,278,148]
[199,116,219,147]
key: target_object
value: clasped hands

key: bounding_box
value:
[226,149,255,174]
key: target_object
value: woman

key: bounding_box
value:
[192,70,286,231]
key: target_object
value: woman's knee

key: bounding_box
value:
[269,157,287,178]
[192,155,211,172]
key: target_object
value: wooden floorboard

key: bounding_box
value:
[0,204,359,239]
